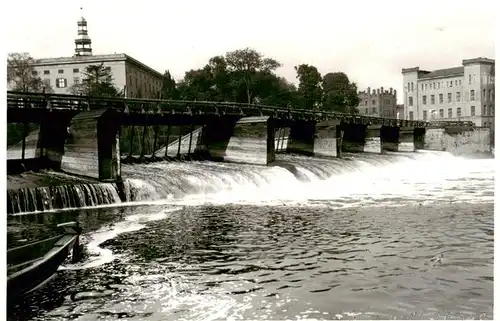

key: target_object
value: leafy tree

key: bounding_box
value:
[161,70,179,99]
[295,64,322,110]
[69,63,122,97]
[177,67,217,101]
[322,72,360,113]
[7,52,54,93]
[225,48,281,103]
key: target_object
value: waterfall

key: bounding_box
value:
[7,183,122,215]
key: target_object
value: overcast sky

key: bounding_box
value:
[5,0,495,102]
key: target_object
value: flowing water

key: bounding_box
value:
[7,151,494,320]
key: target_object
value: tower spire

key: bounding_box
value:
[74,8,92,56]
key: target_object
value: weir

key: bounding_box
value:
[6,91,489,182]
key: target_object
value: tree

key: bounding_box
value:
[225,48,281,103]
[160,70,179,99]
[69,63,122,97]
[322,72,360,113]
[7,52,54,93]
[295,64,322,110]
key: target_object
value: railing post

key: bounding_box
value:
[21,122,28,161]
[164,124,171,158]
[187,123,195,156]
[152,124,159,159]
[128,125,135,158]
[140,124,147,158]
[177,125,183,158]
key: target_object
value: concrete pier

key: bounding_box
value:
[364,125,383,154]
[313,120,342,158]
[61,110,120,181]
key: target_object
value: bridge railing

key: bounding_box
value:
[7,91,475,128]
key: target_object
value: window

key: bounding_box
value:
[58,69,64,74]
[438,82,441,89]
[459,80,462,86]
[470,90,475,100]
[457,107,462,118]
[409,96,413,106]
[439,109,444,118]
[439,94,443,104]
[489,105,493,116]
[73,68,79,73]
[456,92,461,102]
[450,81,453,87]
[372,107,376,114]
[56,78,67,88]
[365,100,368,106]
[455,80,458,86]
[408,82,410,92]
[433,83,436,89]
[448,93,452,103]
[483,105,487,115]
[411,82,414,91]
[32,71,38,76]
[425,84,428,90]
[471,106,475,116]
[409,111,414,120]
[73,77,80,85]
[372,100,376,105]
[448,108,452,118]
[423,110,428,120]
[469,75,472,84]
[421,84,424,91]
[483,89,486,98]
[423,95,427,105]
[489,89,492,101]
[364,108,368,115]
[431,95,435,104]
[43,70,50,75]
[43,79,50,87]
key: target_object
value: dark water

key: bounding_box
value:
[7,152,494,320]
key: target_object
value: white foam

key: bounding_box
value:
[61,207,182,270]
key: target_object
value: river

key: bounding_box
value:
[7,151,494,320]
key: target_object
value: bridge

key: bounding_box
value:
[7,91,489,182]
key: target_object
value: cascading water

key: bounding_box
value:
[7,150,494,320]
[7,151,494,214]
[7,183,122,215]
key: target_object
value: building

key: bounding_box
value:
[396,104,404,119]
[21,14,164,98]
[401,57,495,130]
[356,87,398,118]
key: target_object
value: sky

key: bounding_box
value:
[5,0,496,102]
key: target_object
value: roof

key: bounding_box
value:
[419,67,464,80]
[33,53,163,79]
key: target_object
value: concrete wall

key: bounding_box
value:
[424,127,491,155]
[364,125,383,153]
[223,116,275,165]
[61,110,120,180]
[202,116,275,165]
[313,120,342,157]
[398,127,416,152]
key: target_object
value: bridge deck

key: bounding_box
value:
[7,91,474,128]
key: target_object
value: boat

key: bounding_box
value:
[7,221,82,302]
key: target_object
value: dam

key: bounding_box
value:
[6,91,494,320]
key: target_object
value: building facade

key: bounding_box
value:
[356,87,398,118]
[31,54,163,98]
[10,15,163,99]
[402,57,495,130]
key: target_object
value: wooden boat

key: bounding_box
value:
[7,221,82,302]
